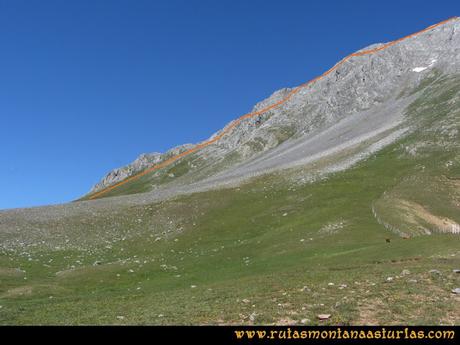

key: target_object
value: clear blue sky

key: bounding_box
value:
[0,0,458,209]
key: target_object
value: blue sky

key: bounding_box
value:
[0,0,458,209]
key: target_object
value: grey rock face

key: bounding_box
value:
[89,18,460,195]
[90,144,193,193]
[91,153,161,192]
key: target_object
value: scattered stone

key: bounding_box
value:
[242,299,250,304]
[317,314,331,320]
[116,316,125,320]
[429,269,441,275]
[386,277,394,282]
[453,269,460,274]
[408,279,418,283]
[401,269,411,276]
[452,288,460,294]
[190,285,197,288]
[300,286,310,292]
[282,213,288,217]
[301,318,310,324]
[339,284,347,289]
[328,282,335,286]
[158,314,164,318]
[249,312,257,322]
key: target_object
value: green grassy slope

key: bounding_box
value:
[0,74,459,325]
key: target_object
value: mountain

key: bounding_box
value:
[0,18,459,325]
[87,17,460,201]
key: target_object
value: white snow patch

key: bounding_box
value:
[412,59,437,73]
[412,67,428,73]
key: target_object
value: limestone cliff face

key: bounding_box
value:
[90,18,460,194]
[90,144,193,193]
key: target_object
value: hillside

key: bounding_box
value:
[0,18,459,325]
[85,17,460,202]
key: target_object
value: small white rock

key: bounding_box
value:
[317,314,331,320]
[401,269,411,276]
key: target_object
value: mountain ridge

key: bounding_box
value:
[87,17,460,199]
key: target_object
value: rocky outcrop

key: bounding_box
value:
[90,144,193,193]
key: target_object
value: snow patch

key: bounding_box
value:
[412,59,437,73]
[412,67,427,73]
